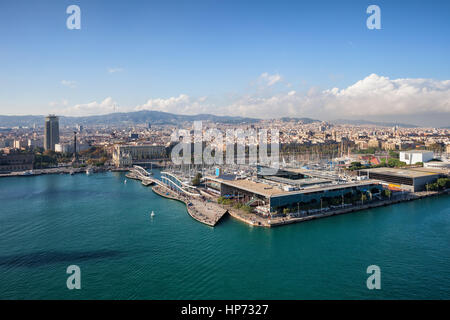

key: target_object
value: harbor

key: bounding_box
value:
[123,163,450,228]
[126,165,227,227]
[2,170,449,299]
[2,162,449,229]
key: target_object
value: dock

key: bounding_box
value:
[224,189,450,228]
[152,184,227,227]
[125,165,227,227]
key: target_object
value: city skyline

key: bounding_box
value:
[0,0,449,126]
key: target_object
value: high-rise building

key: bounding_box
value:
[44,115,59,151]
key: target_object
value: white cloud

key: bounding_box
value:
[259,72,282,86]
[61,80,77,88]
[221,74,450,119]
[55,74,450,123]
[135,94,213,114]
[59,97,117,116]
[108,67,124,74]
[320,74,450,117]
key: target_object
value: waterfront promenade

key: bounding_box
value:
[0,166,124,178]
[126,165,227,226]
[152,184,227,227]
[223,189,450,228]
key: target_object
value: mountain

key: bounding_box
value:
[332,119,418,128]
[278,117,320,124]
[0,112,422,128]
[0,111,259,127]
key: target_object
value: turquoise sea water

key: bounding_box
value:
[0,171,449,299]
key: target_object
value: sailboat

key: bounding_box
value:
[150,210,155,217]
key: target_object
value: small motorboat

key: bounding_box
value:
[124,179,127,184]
[150,210,155,217]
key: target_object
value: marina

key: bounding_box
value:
[1,171,449,299]
[122,164,449,228]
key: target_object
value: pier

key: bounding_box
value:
[125,165,160,186]
[127,165,227,226]
[128,165,450,229]
[152,184,227,227]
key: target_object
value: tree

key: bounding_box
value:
[388,150,399,159]
[387,158,407,168]
[43,150,56,157]
[427,183,439,191]
[437,178,450,190]
[191,173,202,186]
[361,194,367,203]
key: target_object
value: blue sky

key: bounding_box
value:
[0,0,449,125]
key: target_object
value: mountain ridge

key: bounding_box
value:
[0,111,420,128]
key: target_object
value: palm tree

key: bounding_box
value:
[361,194,367,204]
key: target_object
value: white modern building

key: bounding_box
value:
[424,160,450,169]
[399,150,434,165]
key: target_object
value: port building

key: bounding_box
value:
[358,167,443,192]
[205,175,382,214]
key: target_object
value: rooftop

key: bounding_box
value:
[400,150,434,154]
[209,176,380,198]
[208,176,285,197]
[360,167,440,178]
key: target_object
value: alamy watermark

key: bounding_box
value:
[170,121,280,174]
[66,265,81,290]
[65,5,380,31]
[366,265,381,290]
[367,5,381,30]
[66,5,81,30]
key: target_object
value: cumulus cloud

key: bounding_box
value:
[59,97,117,116]
[57,74,450,124]
[223,73,450,119]
[318,74,450,118]
[61,80,77,88]
[135,94,213,114]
